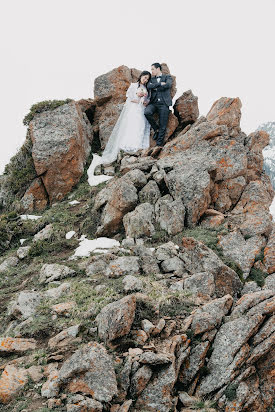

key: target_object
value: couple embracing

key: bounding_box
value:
[100,62,173,165]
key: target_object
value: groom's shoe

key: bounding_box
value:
[153,129,159,140]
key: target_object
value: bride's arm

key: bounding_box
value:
[126,83,139,103]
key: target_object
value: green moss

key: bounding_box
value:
[222,258,244,282]
[247,267,267,287]
[28,237,78,259]
[159,295,195,317]
[177,225,228,254]
[254,247,265,263]
[23,98,73,126]
[2,134,37,208]
[0,212,41,254]
[133,299,157,326]
[224,383,238,401]
[150,227,170,245]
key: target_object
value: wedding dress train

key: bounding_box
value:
[87,82,151,186]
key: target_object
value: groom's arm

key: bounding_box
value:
[147,80,161,90]
[159,75,173,90]
[147,75,173,90]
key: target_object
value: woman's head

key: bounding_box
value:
[137,71,151,85]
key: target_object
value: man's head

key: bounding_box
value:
[151,63,162,76]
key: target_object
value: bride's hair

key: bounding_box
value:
[137,70,151,94]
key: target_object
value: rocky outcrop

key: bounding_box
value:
[29,101,92,204]
[173,89,199,127]
[206,96,242,137]
[0,63,274,412]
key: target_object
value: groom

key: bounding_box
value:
[144,63,173,147]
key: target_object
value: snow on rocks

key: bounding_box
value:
[65,230,76,239]
[70,235,120,259]
[68,200,80,205]
[20,214,42,220]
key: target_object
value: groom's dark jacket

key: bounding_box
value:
[147,74,173,107]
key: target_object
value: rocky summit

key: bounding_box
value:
[0,63,274,412]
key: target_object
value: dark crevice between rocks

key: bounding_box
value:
[38,175,50,208]
[158,179,170,196]
[183,205,189,228]
[90,130,102,154]
[84,105,96,126]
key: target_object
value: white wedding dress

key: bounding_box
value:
[87,82,151,186]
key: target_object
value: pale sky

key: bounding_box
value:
[1,0,274,174]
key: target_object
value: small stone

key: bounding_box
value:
[139,351,172,365]
[48,325,80,348]
[39,263,75,284]
[0,337,37,353]
[129,348,143,356]
[121,238,135,248]
[122,275,143,292]
[151,318,166,336]
[51,301,76,316]
[0,365,28,403]
[131,329,148,345]
[129,365,152,398]
[47,398,62,408]
[44,282,71,299]
[33,224,54,242]
[141,319,155,335]
[106,256,140,278]
[0,256,19,273]
[8,291,41,320]
[17,246,31,259]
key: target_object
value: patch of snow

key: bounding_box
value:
[20,239,27,245]
[20,215,42,220]
[93,249,111,254]
[70,235,120,259]
[68,200,80,205]
[66,231,76,240]
[87,154,113,187]
[270,197,275,221]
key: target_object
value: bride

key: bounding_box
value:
[88,71,151,185]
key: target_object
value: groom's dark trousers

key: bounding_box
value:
[144,73,173,146]
[144,102,169,146]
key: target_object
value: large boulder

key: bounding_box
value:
[95,295,136,342]
[0,365,28,403]
[244,130,270,182]
[29,101,92,204]
[180,237,243,298]
[155,195,186,235]
[123,203,155,238]
[228,179,274,238]
[42,342,118,402]
[173,89,199,127]
[8,291,42,320]
[206,97,242,137]
[218,230,266,278]
[96,177,138,236]
[197,290,275,398]
[93,65,139,148]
